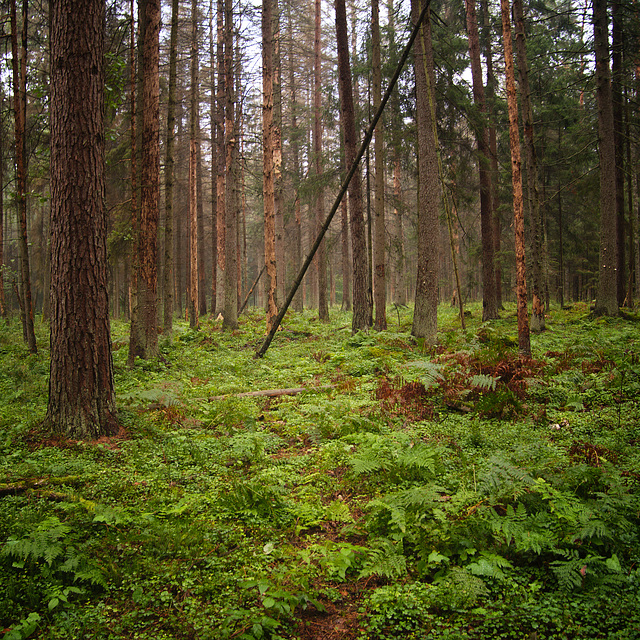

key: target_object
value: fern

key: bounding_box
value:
[359,538,407,580]
[471,374,498,391]
[2,516,71,568]
[406,360,444,389]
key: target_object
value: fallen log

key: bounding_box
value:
[208,384,334,402]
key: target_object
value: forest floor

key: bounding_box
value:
[1,302,640,639]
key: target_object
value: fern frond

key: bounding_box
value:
[360,538,407,579]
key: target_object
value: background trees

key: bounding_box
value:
[0,0,636,362]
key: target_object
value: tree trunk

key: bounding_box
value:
[411,0,439,343]
[223,0,238,329]
[188,0,199,329]
[0,82,5,318]
[47,0,118,438]
[335,0,370,332]
[501,0,530,356]
[140,0,160,353]
[163,0,178,334]
[340,148,352,311]
[593,0,618,316]
[263,0,278,331]
[513,0,544,331]
[10,0,37,352]
[215,0,226,315]
[372,0,386,331]
[314,0,328,321]
[464,0,498,321]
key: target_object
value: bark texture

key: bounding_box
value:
[501,0,530,356]
[48,0,118,438]
[411,0,439,343]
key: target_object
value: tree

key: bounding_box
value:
[188,0,199,329]
[513,0,544,331]
[0,81,5,318]
[411,0,439,343]
[163,0,179,334]
[464,0,498,321]
[593,0,618,316]
[222,0,238,329]
[501,0,530,356]
[335,0,371,332]
[10,0,37,353]
[263,0,279,331]
[372,0,386,331]
[47,0,118,437]
[314,0,328,321]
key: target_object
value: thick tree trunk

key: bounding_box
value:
[501,0,530,356]
[340,150,352,311]
[372,0,386,331]
[464,0,498,321]
[335,0,371,332]
[163,0,178,334]
[411,0,439,343]
[47,0,118,438]
[593,0,618,316]
[215,0,226,315]
[513,0,544,331]
[10,0,37,352]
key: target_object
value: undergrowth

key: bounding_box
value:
[0,304,639,639]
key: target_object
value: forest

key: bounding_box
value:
[1,0,640,636]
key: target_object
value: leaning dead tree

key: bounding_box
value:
[255,0,433,358]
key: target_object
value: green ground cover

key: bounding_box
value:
[1,303,639,639]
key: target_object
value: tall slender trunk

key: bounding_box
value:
[0,82,5,318]
[464,0,497,321]
[372,0,386,331]
[287,0,303,313]
[263,0,278,330]
[501,0,530,356]
[188,0,199,328]
[164,0,179,334]
[209,1,218,314]
[140,0,160,354]
[10,0,37,352]
[223,0,238,329]
[514,0,544,331]
[215,0,226,314]
[314,0,328,320]
[335,0,370,332]
[411,0,439,343]
[593,0,618,315]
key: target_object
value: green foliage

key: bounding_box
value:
[0,307,639,638]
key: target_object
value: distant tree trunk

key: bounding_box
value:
[48,0,118,438]
[163,0,178,334]
[340,148,352,311]
[127,0,143,363]
[263,0,278,331]
[372,0,386,331]
[197,114,207,317]
[514,0,544,331]
[188,0,199,329]
[215,0,226,315]
[10,0,37,352]
[273,0,286,308]
[501,0,530,356]
[464,0,498,321]
[223,0,238,329]
[287,2,303,313]
[140,0,160,353]
[0,83,5,318]
[480,0,502,309]
[314,0,328,321]
[593,0,618,316]
[209,2,218,314]
[335,0,371,332]
[411,0,439,343]
[611,0,625,306]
